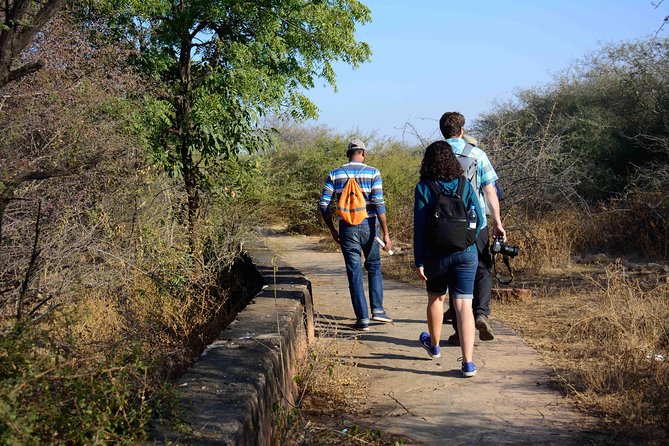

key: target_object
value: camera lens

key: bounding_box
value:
[502,244,520,257]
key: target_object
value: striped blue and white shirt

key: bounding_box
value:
[319,162,387,224]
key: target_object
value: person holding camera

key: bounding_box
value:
[439,112,506,345]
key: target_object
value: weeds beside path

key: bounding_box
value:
[263,230,602,446]
[494,263,669,444]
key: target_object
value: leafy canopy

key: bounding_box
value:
[97,0,371,182]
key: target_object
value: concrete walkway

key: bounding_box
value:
[262,232,597,446]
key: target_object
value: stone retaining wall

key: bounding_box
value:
[153,241,314,445]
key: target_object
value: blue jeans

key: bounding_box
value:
[339,221,384,323]
[424,248,478,298]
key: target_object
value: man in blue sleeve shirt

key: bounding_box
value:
[440,112,507,344]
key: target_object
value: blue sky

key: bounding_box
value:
[304,0,666,145]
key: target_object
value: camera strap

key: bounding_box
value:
[492,253,514,285]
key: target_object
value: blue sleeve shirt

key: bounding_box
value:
[413,177,484,268]
[319,162,387,223]
[446,137,498,224]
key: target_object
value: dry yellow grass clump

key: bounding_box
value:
[495,260,669,440]
[482,208,668,438]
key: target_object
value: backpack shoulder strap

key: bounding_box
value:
[352,167,369,199]
[342,165,366,184]
[455,176,466,198]
[461,143,475,157]
[425,180,442,199]
[355,166,366,178]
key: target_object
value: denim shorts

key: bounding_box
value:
[423,249,478,298]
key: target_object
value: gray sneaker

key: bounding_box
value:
[371,311,393,323]
[475,315,495,341]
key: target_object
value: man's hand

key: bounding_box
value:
[382,233,392,253]
[492,224,506,242]
[320,210,340,244]
[416,266,427,281]
[330,227,340,244]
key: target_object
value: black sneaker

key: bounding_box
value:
[442,307,455,324]
[353,321,370,331]
[446,333,460,346]
[475,314,495,341]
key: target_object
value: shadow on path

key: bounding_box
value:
[262,232,599,445]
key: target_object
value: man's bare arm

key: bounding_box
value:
[376,213,392,252]
[483,183,506,241]
[320,211,339,244]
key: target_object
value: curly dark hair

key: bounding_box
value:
[420,141,463,181]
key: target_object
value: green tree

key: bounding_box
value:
[94,0,371,240]
[475,37,669,206]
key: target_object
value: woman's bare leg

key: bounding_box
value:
[427,293,447,347]
[454,298,475,362]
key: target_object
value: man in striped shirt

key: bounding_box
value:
[319,139,393,331]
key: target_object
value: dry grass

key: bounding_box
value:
[494,261,669,442]
[491,208,669,440]
[274,317,406,446]
[503,208,582,271]
[297,338,369,411]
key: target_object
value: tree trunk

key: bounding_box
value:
[174,10,198,250]
[0,0,66,89]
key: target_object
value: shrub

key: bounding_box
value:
[0,327,154,444]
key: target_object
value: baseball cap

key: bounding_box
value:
[347,139,366,152]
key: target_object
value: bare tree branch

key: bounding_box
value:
[655,15,668,39]
[7,59,43,83]
[16,200,41,322]
[651,0,668,38]
[0,168,69,243]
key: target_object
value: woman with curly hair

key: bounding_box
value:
[414,140,484,377]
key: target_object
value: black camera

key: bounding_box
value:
[491,236,520,257]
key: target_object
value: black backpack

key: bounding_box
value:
[424,177,477,253]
